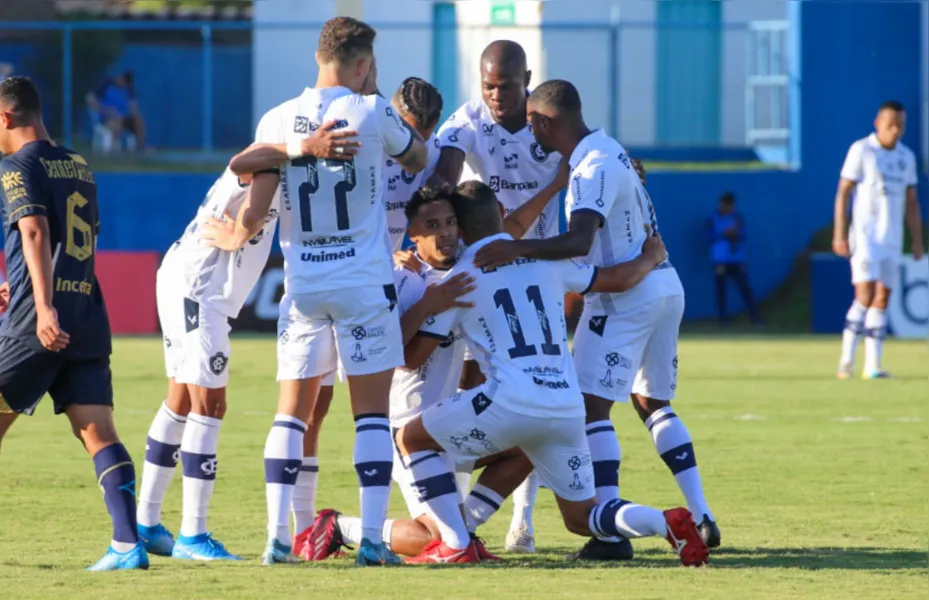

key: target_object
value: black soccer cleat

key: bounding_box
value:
[569,537,634,561]
[696,515,721,549]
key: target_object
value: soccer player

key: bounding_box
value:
[305,187,531,560]
[474,80,721,554]
[393,181,707,566]
[0,267,8,320]
[133,129,352,561]
[0,76,146,571]
[833,101,924,379]
[249,17,430,566]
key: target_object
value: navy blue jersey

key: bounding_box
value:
[0,141,111,358]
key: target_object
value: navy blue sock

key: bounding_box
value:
[93,443,139,545]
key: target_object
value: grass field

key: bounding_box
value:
[2,335,927,599]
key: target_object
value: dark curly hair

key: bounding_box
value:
[317,17,376,65]
[393,77,444,132]
[404,185,453,222]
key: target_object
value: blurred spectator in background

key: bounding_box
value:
[87,70,147,153]
[0,62,13,82]
[706,191,762,326]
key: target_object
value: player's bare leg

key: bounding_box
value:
[568,393,633,561]
[862,282,892,378]
[172,384,240,560]
[631,394,720,548]
[292,383,333,559]
[68,404,149,571]
[0,408,18,454]
[838,281,876,378]
[137,379,189,555]
[262,377,319,564]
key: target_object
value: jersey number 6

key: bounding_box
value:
[291,156,357,232]
[65,191,94,261]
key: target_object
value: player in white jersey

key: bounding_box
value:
[475,81,721,557]
[247,17,429,567]
[833,101,924,379]
[392,181,707,565]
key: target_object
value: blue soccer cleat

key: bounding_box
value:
[260,539,300,565]
[355,538,402,566]
[863,370,894,380]
[86,543,150,571]
[172,532,242,561]
[137,523,176,557]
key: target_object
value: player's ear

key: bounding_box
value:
[314,51,322,67]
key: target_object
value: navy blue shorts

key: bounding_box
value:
[0,336,113,416]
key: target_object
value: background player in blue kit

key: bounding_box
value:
[0,76,147,572]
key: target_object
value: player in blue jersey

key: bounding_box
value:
[0,76,147,571]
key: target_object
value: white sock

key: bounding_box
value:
[589,499,667,539]
[508,472,538,535]
[138,402,186,527]
[353,414,393,544]
[454,471,472,503]
[179,413,222,538]
[840,301,867,368]
[466,483,504,533]
[264,414,306,544]
[335,514,395,548]
[406,450,469,550]
[586,420,621,502]
[292,456,319,534]
[111,540,136,553]
[647,407,713,521]
[863,307,887,374]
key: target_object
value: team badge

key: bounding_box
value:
[530,142,549,162]
[293,116,309,134]
[209,352,229,375]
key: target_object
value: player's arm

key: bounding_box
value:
[229,121,361,174]
[833,143,862,257]
[200,171,279,251]
[376,96,428,174]
[427,108,476,190]
[503,159,570,239]
[19,215,70,351]
[400,272,475,346]
[904,185,925,259]
[402,275,474,370]
[587,234,667,294]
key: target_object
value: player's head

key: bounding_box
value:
[392,78,444,139]
[0,76,42,154]
[316,17,377,94]
[527,79,582,154]
[405,186,459,268]
[718,191,735,214]
[450,180,505,245]
[874,100,905,148]
[479,40,530,124]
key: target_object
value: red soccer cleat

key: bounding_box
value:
[294,508,350,561]
[405,539,481,564]
[470,534,502,561]
[664,507,709,567]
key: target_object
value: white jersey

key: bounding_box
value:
[566,130,683,313]
[389,256,467,425]
[437,99,562,239]
[841,133,918,257]
[255,87,414,294]
[422,234,597,419]
[160,168,280,318]
[384,136,441,252]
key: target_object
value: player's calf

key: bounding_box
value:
[292,383,333,545]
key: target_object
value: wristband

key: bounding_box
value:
[286,139,303,159]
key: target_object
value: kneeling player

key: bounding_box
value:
[0,76,145,571]
[395,182,708,565]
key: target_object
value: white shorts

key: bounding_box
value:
[573,294,683,402]
[157,275,231,389]
[422,386,594,502]
[277,284,403,381]
[850,252,899,288]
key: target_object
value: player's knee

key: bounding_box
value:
[855,284,876,307]
[583,394,613,423]
[309,386,334,428]
[631,395,669,422]
[191,387,226,419]
[873,288,891,310]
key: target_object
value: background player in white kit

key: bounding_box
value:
[475,80,721,556]
[394,181,707,566]
[250,17,429,566]
[833,101,924,379]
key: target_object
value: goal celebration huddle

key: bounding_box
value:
[0,16,727,571]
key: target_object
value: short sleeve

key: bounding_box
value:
[436,104,476,155]
[905,152,918,187]
[394,267,426,316]
[374,96,414,158]
[1,158,47,226]
[254,108,282,144]
[840,142,863,182]
[569,154,623,222]
[553,259,599,295]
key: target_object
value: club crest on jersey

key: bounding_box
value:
[401,169,416,184]
[530,142,549,163]
[294,116,310,134]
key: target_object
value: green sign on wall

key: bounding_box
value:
[490,1,516,26]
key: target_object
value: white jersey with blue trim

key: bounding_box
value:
[383,135,441,252]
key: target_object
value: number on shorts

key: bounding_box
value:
[291,156,356,232]
[493,285,562,359]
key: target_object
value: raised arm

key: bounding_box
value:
[228,119,361,175]
[200,171,279,252]
[377,96,428,174]
[503,159,570,239]
[473,211,600,269]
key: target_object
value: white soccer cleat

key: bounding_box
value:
[504,525,536,554]
[836,363,854,380]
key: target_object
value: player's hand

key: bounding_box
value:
[832,237,851,258]
[394,249,421,273]
[548,158,570,191]
[642,232,667,265]
[632,158,646,186]
[0,281,9,314]
[200,211,238,251]
[473,240,521,270]
[36,305,69,352]
[425,272,476,313]
[302,120,361,161]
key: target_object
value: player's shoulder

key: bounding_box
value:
[394,264,427,296]
[575,136,627,176]
[450,98,486,124]
[847,135,873,153]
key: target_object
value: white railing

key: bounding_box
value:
[745,20,790,146]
